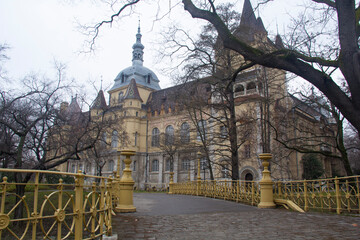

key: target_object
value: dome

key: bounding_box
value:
[110,64,161,91]
[110,24,161,91]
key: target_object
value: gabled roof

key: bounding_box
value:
[91,90,107,110]
[124,79,143,102]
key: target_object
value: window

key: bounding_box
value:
[79,164,84,173]
[234,84,244,95]
[165,158,172,172]
[151,128,160,147]
[111,130,118,148]
[197,120,207,141]
[182,159,190,171]
[108,160,114,172]
[200,157,207,170]
[180,122,190,143]
[147,74,151,84]
[247,82,256,93]
[133,161,136,171]
[101,132,107,146]
[118,92,124,102]
[165,125,174,145]
[134,132,138,146]
[221,165,230,178]
[136,111,138,117]
[121,73,125,83]
[151,159,159,172]
[71,164,76,173]
[86,163,91,174]
[244,144,251,158]
[220,125,227,139]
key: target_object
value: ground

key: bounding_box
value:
[112,193,360,240]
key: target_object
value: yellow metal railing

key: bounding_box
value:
[0,168,113,240]
[274,176,360,214]
[172,180,260,206]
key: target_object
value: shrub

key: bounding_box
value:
[302,153,324,180]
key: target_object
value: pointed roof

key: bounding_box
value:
[65,96,81,114]
[234,0,267,42]
[124,79,143,102]
[91,90,107,109]
[240,0,257,29]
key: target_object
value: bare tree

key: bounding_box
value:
[0,67,122,219]
[182,0,360,136]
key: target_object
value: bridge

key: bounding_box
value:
[1,152,360,239]
[112,192,360,239]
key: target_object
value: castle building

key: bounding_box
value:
[56,0,345,189]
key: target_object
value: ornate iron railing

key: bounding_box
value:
[172,180,260,206]
[0,168,113,240]
[274,176,360,214]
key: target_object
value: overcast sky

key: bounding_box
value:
[0,0,293,103]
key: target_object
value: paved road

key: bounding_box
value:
[112,193,360,240]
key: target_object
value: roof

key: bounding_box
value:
[124,79,143,102]
[234,0,267,43]
[146,80,210,115]
[91,90,107,110]
[110,26,161,92]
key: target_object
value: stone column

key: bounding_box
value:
[258,153,276,208]
[116,150,136,213]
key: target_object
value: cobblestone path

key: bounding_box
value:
[112,193,360,240]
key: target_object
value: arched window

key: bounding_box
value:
[151,128,160,147]
[182,159,190,171]
[245,172,253,181]
[165,125,174,145]
[247,82,257,93]
[151,159,159,172]
[111,130,118,148]
[234,84,245,95]
[180,122,190,143]
[197,120,207,141]
[108,160,114,172]
[118,92,124,102]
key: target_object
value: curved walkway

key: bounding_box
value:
[112,193,360,240]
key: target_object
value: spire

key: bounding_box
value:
[240,0,257,28]
[132,20,144,66]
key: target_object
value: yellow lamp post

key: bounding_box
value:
[258,153,276,208]
[115,150,136,213]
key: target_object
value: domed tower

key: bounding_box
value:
[107,24,161,153]
[108,24,161,107]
